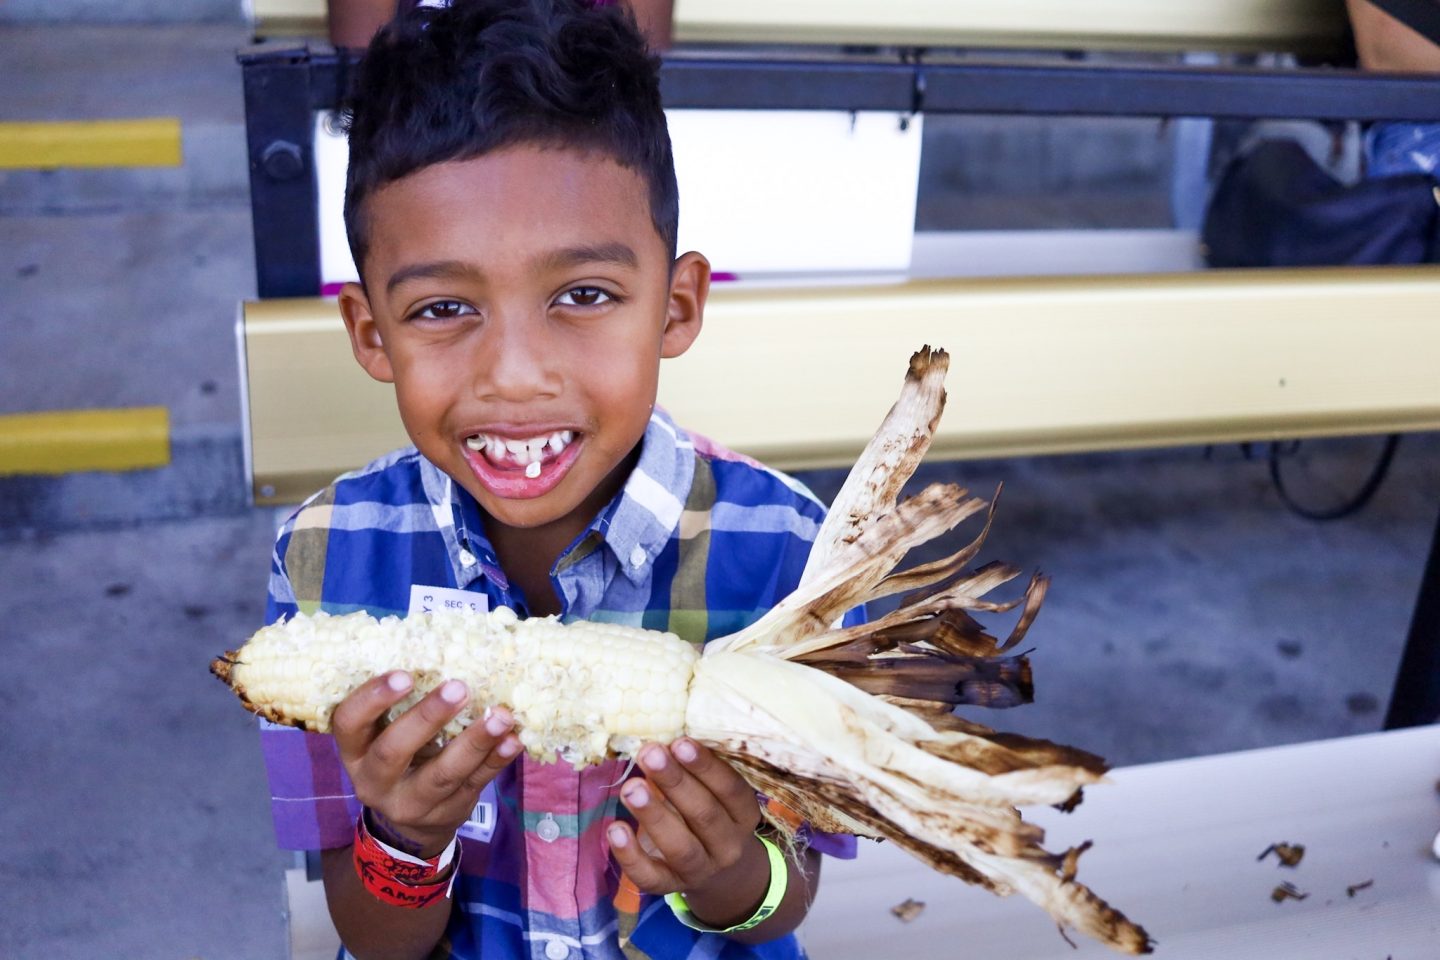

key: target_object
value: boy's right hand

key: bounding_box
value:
[332,671,523,858]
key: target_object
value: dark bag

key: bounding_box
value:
[1202,138,1440,267]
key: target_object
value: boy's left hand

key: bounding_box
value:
[607,738,770,920]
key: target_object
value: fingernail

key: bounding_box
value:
[485,713,511,737]
[608,825,629,849]
[497,737,521,759]
[440,680,467,704]
[387,672,412,692]
[624,784,649,809]
[673,739,697,764]
[641,746,667,772]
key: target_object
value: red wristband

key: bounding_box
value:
[352,812,460,909]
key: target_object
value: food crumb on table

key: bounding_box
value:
[1270,881,1309,903]
[1257,842,1306,868]
[890,898,926,922]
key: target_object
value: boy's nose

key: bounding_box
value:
[471,310,562,403]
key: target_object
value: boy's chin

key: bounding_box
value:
[478,500,566,530]
[463,477,568,522]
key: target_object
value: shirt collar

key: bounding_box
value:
[601,408,694,585]
[417,456,507,591]
[417,408,695,591]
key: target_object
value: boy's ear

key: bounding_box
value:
[337,281,395,383]
[660,251,709,359]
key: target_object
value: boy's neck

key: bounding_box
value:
[480,443,643,618]
[486,520,568,617]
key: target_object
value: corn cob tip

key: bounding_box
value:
[210,649,322,732]
[208,653,234,683]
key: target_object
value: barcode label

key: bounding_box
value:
[458,782,497,843]
[408,584,488,617]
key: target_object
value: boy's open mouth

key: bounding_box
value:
[465,430,575,476]
[461,429,581,499]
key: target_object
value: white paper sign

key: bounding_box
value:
[313,107,922,286]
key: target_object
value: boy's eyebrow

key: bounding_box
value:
[539,242,639,272]
[385,260,482,296]
[384,244,639,297]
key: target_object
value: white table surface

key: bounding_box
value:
[799,725,1440,959]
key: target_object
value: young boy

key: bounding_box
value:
[259,2,855,958]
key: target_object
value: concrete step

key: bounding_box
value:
[0,203,255,535]
[0,122,249,214]
[0,508,290,960]
[0,25,250,121]
[0,25,253,211]
[1,208,253,425]
[0,0,242,24]
[0,423,250,535]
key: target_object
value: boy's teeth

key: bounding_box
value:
[467,431,576,467]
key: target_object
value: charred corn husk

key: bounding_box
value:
[212,347,1153,955]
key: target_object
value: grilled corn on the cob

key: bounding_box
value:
[212,605,696,766]
[212,347,1154,955]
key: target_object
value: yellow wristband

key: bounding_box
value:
[665,834,788,934]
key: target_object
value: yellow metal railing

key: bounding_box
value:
[251,0,1347,53]
[241,266,1440,503]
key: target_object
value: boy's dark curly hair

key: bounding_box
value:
[342,0,678,275]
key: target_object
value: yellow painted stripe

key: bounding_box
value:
[0,119,182,170]
[0,408,171,476]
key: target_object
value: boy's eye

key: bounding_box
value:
[413,300,475,321]
[556,286,612,307]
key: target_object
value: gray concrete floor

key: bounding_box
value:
[1,513,290,959]
[2,21,1437,960]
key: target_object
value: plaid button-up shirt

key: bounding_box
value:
[259,410,856,960]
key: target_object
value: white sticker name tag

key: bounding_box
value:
[408,584,489,617]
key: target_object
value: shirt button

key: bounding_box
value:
[543,940,569,960]
[458,549,477,567]
[629,545,646,568]
[536,813,561,843]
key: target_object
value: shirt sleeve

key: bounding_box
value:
[257,515,363,850]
